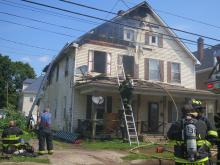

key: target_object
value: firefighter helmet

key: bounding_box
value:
[191,98,205,113]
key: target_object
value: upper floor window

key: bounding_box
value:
[144,58,164,81]
[171,62,181,83]
[88,50,111,75]
[65,56,69,77]
[56,65,59,82]
[124,28,136,42]
[149,35,159,46]
[149,59,160,81]
[145,32,163,48]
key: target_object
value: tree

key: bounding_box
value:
[0,54,36,108]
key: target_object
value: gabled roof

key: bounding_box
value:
[76,1,200,64]
[23,78,35,84]
[194,44,220,71]
[23,76,44,94]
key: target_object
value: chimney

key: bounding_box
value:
[197,37,204,61]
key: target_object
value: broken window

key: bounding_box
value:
[124,27,136,41]
[122,55,134,77]
[88,50,111,75]
[149,59,160,81]
[171,62,181,83]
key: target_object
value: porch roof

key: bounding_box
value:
[75,77,219,99]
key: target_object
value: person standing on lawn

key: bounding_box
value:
[38,107,53,155]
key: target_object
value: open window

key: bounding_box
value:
[145,32,163,48]
[118,55,134,77]
[88,50,111,75]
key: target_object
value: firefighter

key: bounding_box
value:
[119,74,134,109]
[2,120,23,154]
[167,104,212,165]
[191,99,218,146]
[38,107,53,155]
[214,113,220,165]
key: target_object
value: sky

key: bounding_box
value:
[1,0,220,76]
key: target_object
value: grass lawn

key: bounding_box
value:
[81,139,175,160]
[0,156,50,164]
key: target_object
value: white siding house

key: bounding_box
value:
[20,77,43,121]
[41,2,218,136]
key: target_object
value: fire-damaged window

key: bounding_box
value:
[88,50,111,75]
[118,55,134,77]
[124,27,136,42]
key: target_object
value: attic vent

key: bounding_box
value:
[117,10,125,16]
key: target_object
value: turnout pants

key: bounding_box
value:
[38,128,53,152]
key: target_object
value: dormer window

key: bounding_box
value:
[124,27,136,41]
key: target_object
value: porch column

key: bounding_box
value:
[162,96,166,136]
[137,94,141,135]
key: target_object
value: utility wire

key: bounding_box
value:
[0,0,100,26]
[0,19,77,38]
[118,0,220,30]
[0,36,58,52]
[0,12,85,33]
[119,0,129,9]
[59,0,220,42]
[2,0,215,49]
[0,48,53,57]
[20,0,219,48]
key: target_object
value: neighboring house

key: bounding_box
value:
[20,76,43,121]
[194,37,220,90]
[42,2,219,136]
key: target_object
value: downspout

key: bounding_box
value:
[70,43,78,133]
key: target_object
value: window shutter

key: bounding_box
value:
[158,34,163,48]
[167,61,171,83]
[145,32,150,45]
[160,60,164,82]
[117,55,123,76]
[106,53,111,75]
[144,58,149,80]
[134,63,139,79]
[107,96,112,113]
[88,50,94,72]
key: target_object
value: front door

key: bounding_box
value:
[148,102,159,133]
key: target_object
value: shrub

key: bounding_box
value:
[0,104,27,130]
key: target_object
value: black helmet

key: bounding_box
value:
[181,104,194,115]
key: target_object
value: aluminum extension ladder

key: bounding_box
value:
[27,59,54,126]
[116,63,139,146]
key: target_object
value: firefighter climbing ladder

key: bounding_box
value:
[27,59,54,126]
[116,62,139,146]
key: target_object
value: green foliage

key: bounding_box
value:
[0,54,36,108]
[0,156,50,164]
[0,104,27,130]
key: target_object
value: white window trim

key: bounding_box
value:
[149,59,160,81]
[124,27,136,42]
[171,62,181,83]
[149,34,159,46]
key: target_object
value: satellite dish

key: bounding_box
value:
[92,96,104,105]
[75,65,88,75]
